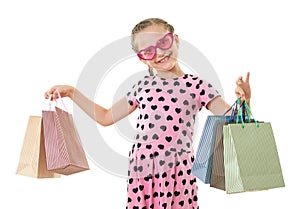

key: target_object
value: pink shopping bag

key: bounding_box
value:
[42,95,89,175]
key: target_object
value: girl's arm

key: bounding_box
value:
[207,72,251,115]
[207,97,231,115]
[45,85,136,126]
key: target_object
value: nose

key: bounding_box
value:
[155,48,168,59]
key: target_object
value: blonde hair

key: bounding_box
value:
[131,18,175,76]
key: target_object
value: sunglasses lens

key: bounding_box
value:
[157,33,173,50]
[138,46,156,60]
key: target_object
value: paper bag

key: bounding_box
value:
[210,122,226,190]
[192,115,230,183]
[223,122,285,194]
[42,107,89,175]
[16,116,60,178]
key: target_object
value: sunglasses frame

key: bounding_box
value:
[137,32,174,61]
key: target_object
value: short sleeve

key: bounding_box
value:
[126,81,140,107]
[198,79,220,110]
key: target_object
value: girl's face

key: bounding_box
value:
[134,25,179,73]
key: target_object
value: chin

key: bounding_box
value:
[155,65,175,73]
[154,58,177,71]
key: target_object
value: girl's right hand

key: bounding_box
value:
[44,85,74,101]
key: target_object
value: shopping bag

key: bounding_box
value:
[192,115,231,183]
[42,97,89,175]
[223,100,285,194]
[16,116,60,178]
[210,100,262,191]
[192,101,237,184]
[210,122,226,190]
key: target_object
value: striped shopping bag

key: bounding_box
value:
[210,122,227,190]
[192,115,231,183]
[223,122,285,193]
[42,105,89,175]
[223,99,285,193]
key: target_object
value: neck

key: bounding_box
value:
[156,63,185,79]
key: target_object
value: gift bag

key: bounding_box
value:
[192,102,236,184]
[16,116,60,178]
[192,116,230,183]
[210,122,226,190]
[223,100,285,194]
[210,105,251,190]
[42,96,89,175]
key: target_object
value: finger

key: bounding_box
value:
[237,76,242,81]
[237,80,243,86]
[236,76,243,85]
[48,86,60,99]
[245,72,250,83]
[235,87,245,98]
[52,90,59,101]
[44,90,52,99]
[45,88,53,98]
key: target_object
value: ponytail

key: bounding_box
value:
[148,66,154,76]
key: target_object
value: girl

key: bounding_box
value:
[45,18,250,209]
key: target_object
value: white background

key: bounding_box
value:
[1,0,299,208]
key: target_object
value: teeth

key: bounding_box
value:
[159,56,168,63]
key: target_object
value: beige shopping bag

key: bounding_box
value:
[16,116,60,178]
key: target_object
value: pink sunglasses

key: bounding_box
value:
[137,32,174,60]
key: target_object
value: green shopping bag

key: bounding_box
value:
[223,99,285,194]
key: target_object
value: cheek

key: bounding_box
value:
[139,58,148,65]
[170,45,179,58]
[156,44,178,57]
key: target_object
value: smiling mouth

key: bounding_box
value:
[156,53,172,63]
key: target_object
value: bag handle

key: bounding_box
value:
[223,100,237,123]
[46,89,69,112]
[235,97,244,127]
[235,98,259,128]
[54,89,69,112]
[243,99,259,127]
[223,99,248,123]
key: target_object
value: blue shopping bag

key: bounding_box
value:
[192,115,231,183]
[192,101,238,184]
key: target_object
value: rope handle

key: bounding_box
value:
[243,99,259,127]
[236,98,244,127]
[47,89,69,113]
[236,97,259,128]
[223,100,237,123]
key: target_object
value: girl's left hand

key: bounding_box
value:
[235,72,251,104]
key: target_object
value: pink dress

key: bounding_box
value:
[126,74,219,209]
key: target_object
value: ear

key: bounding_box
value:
[174,34,179,47]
